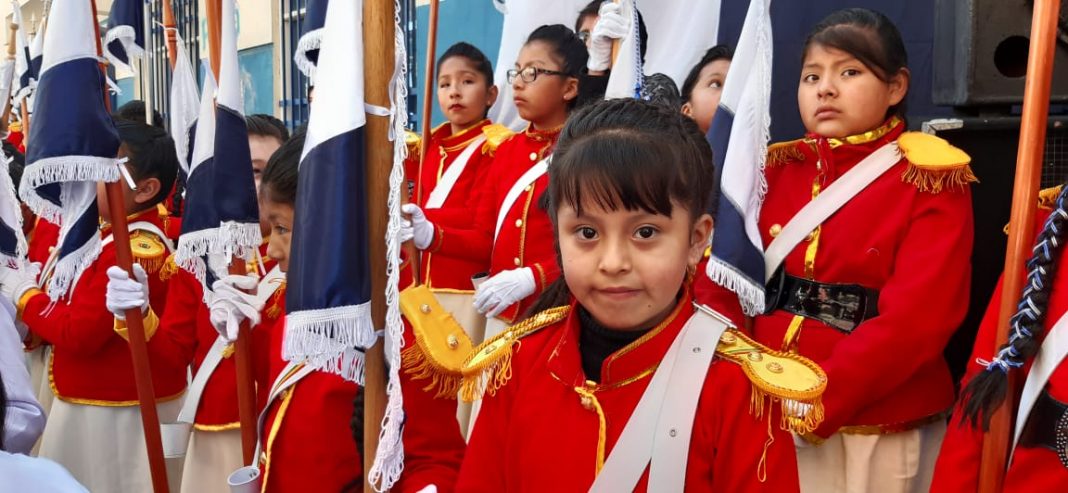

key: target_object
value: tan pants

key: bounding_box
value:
[796,420,947,493]
[180,428,243,493]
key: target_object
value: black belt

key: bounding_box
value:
[1018,389,1068,468]
[765,271,880,334]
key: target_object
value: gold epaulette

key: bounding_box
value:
[1038,185,1063,211]
[766,139,807,167]
[458,305,570,402]
[481,123,515,156]
[898,132,977,193]
[405,130,422,161]
[130,230,167,274]
[715,328,827,435]
[158,253,179,280]
[399,284,477,399]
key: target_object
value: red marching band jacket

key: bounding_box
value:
[18,207,187,404]
[427,125,561,323]
[753,118,976,438]
[456,290,805,492]
[931,205,1068,492]
[406,120,497,290]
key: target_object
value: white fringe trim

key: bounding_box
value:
[0,151,28,261]
[706,256,766,317]
[175,222,259,283]
[293,29,323,83]
[283,303,377,383]
[45,231,102,301]
[103,25,144,74]
[367,2,410,489]
[19,155,121,222]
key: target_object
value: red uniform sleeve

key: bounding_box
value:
[428,160,499,265]
[145,270,201,371]
[814,188,974,436]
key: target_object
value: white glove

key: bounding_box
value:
[401,203,435,250]
[105,265,149,320]
[0,263,41,307]
[473,267,536,318]
[587,2,630,72]
[415,485,439,493]
[209,275,264,342]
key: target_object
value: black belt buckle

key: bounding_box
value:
[769,274,878,334]
[1019,390,1068,469]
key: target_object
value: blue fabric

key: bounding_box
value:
[707,108,765,287]
[0,214,17,257]
[179,157,217,236]
[27,58,121,162]
[105,0,144,66]
[286,129,371,312]
[17,46,35,90]
[302,0,329,65]
[213,106,259,224]
[58,203,100,260]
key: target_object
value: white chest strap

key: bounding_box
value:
[763,142,901,283]
[588,305,732,493]
[425,135,487,210]
[494,157,549,241]
[245,362,316,467]
[1013,309,1068,451]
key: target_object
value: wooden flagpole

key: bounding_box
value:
[142,0,154,124]
[978,1,1063,491]
[414,0,439,209]
[160,0,177,70]
[363,0,394,490]
[2,22,16,130]
[203,0,260,464]
[91,0,171,491]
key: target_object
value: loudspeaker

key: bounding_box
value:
[933,0,1068,107]
[925,116,1068,382]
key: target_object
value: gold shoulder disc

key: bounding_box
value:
[404,130,422,161]
[481,123,516,156]
[766,139,807,167]
[898,132,977,193]
[458,305,569,402]
[130,230,167,274]
[715,328,827,434]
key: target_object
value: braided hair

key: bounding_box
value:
[960,186,1068,428]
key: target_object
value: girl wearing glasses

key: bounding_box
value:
[402,24,587,344]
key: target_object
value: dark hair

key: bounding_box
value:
[0,368,6,451]
[681,44,734,102]
[574,1,648,63]
[524,24,589,110]
[246,114,290,144]
[803,8,909,120]
[113,100,165,129]
[961,186,1068,429]
[116,120,179,210]
[437,42,494,86]
[259,130,305,206]
[527,98,717,314]
[3,141,25,191]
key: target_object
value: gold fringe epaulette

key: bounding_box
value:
[130,230,167,274]
[399,284,478,399]
[1038,185,1063,211]
[405,130,422,161]
[159,253,179,280]
[715,328,827,435]
[898,132,977,193]
[481,123,515,156]
[459,305,570,402]
[266,282,287,320]
[766,139,807,167]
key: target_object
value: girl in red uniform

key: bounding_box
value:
[752,8,975,492]
[457,98,822,492]
[402,25,587,340]
[930,188,1068,491]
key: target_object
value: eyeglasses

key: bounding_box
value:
[506,66,569,84]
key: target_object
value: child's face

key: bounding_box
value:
[557,200,713,331]
[797,43,908,138]
[96,147,160,223]
[682,59,730,134]
[437,56,497,130]
[261,198,294,273]
[512,41,577,129]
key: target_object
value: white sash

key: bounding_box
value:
[494,157,549,240]
[1013,310,1068,450]
[763,142,901,283]
[101,220,176,252]
[588,305,732,493]
[425,135,487,210]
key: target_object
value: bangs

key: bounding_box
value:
[551,129,687,219]
[807,25,891,81]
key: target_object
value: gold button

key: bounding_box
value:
[259,452,267,465]
[805,230,817,242]
[747,352,763,362]
[420,304,431,314]
[769,224,782,237]
[720,332,737,345]
[524,185,533,192]
[767,362,784,374]
[529,152,537,161]
[447,333,459,349]
[580,395,594,410]
[48,246,55,253]
[515,219,523,228]
[513,257,521,266]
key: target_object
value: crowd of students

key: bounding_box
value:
[0,2,1063,493]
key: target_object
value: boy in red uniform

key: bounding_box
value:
[1,120,183,492]
[457,98,823,492]
[930,187,1068,492]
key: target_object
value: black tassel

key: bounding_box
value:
[959,369,1009,431]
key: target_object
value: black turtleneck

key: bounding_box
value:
[578,307,652,383]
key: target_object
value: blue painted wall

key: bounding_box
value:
[116,77,136,108]
[413,0,504,129]
[239,44,275,116]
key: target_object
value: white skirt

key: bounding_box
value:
[38,398,185,493]
[180,428,244,493]
[25,345,54,456]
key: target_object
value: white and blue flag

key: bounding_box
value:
[103,0,145,74]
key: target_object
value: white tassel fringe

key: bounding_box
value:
[706,256,766,316]
[282,303,377,383]
[19,155,121,222]
[293,29,323,84]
